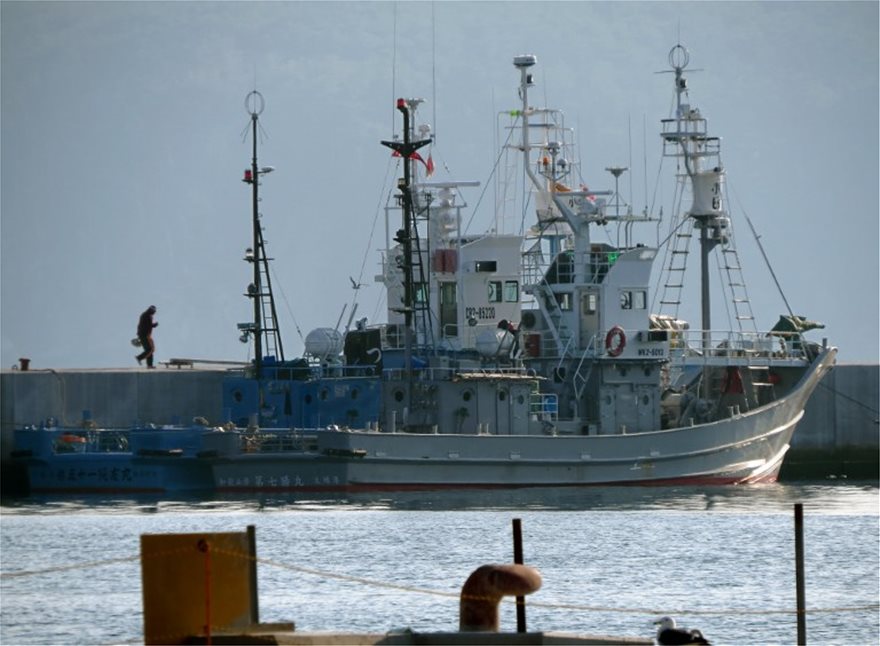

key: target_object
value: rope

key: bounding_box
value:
[0,555,138,579]
[817,380,880,418]
[253,555,878,617]
[3,547,877,619]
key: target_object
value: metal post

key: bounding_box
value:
[512,518,526,633]
[247,524,259,625]
[794,503,806,645]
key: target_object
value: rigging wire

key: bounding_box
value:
[391,2,397,136]
[643,113,649,220]
[728,178,796,319]
[464,112,520,234]
[269,264,305,344]
[348,154,399,329]
[431,0,436,146]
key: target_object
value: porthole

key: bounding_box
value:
[498,390,507,402]
[351,388,359,400]
[232,390,243,403]
[320,389,329,401]
[304,394,313,405]
[394,390,405,402]
[517,395,525,405]
[462,390,473,402]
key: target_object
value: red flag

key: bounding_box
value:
[391,150,426,165]
[391,149,433,176]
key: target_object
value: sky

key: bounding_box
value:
[2,1,878,369]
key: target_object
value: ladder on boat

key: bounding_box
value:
[657,218,695,318]
[657,217,758,338]
[719,231,758,337]
[409,197,435,350]
[254,226,284,361]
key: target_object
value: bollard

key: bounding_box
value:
[18,358,30,371]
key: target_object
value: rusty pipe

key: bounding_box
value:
[459,564,542,632]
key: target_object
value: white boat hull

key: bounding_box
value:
[214,348,835,492]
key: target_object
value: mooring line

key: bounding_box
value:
[3,548,877,619]
[0,555,139,579]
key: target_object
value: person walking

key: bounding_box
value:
[135,305,158,368]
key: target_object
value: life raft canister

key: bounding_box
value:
[605,326,626,357]
[59,433,87,444]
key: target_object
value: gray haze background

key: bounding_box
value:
[2,1,877,369]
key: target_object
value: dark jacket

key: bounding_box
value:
[137,309,157,337]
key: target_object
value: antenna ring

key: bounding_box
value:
[668,44,690,70]
[245,90,265,116]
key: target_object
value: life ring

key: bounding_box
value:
[605,326,626,357]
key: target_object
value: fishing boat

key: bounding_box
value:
[11,419,217,493]
[212,46,836,492]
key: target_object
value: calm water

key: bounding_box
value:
[1,483,878,645]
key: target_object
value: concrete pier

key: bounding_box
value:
[2,363,878,492]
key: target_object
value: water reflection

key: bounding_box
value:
[2,481,877,515]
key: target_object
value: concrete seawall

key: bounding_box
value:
[2,363,878,487]
[781,362,879,479]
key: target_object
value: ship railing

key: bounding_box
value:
[381,365,535,382]
[238,427,319,454]
[660,117,721,159]
[308,364,386,378]
[13,427,133,456]
[521,247,622,292]
[529,392,558,422]
[667,329,811,366]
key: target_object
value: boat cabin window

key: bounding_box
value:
[583,292,598,314]
[634,290,646,309]
[504,280,519,302]
[488,281,502,303]
[620,290,647,310]
[556,292,573,311]
[475,261,497,272]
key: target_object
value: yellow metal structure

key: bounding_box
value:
[140,527,257,645]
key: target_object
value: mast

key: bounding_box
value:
[249,97,262,378]
[660,45,729,340]
[241,90,280,380]
[660,45,732,398]
[381,99,431,392]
